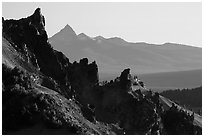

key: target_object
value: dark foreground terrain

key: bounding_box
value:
[2,8,202,135]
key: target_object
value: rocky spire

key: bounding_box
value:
[30,8,46,35]
[119,68,132,90]
[34,8,41,15]
[33,8,44,23]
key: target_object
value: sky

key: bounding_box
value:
[2,2,202,47]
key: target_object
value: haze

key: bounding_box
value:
[2,2,202,47]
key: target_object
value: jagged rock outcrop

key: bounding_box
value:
[3,8,70,85]
[119,68,132,90]
[67,58,99,103]
[86,70,162,134]
[2,8,100,99]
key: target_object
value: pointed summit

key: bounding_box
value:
[62,24,76,35]
[31,8,44,25]
[64,24,72,29]
[50,24,77,42]
[28,8,46,35]
[34,8,42,16]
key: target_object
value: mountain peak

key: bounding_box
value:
[49,24,78,42]
[78,33,90,40]
[62,24,76,35]
[29,8,46,35]
[33,8,42,16]
[51,24,77,41]
[32,8,44,23]
[64,24,73,29]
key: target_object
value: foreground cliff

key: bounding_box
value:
[2,8,201,135]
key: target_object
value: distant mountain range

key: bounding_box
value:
[49,24,202,74]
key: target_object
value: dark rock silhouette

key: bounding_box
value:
[3,8,72,92]
[119,68,132,90]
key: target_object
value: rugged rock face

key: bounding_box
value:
[119,68,132,90]
[2,8,99,99]
[88,72,162,134]
[3,8,69,85]
[67,58,99,103]
[2,8,106,134]
[2,8,202,135]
